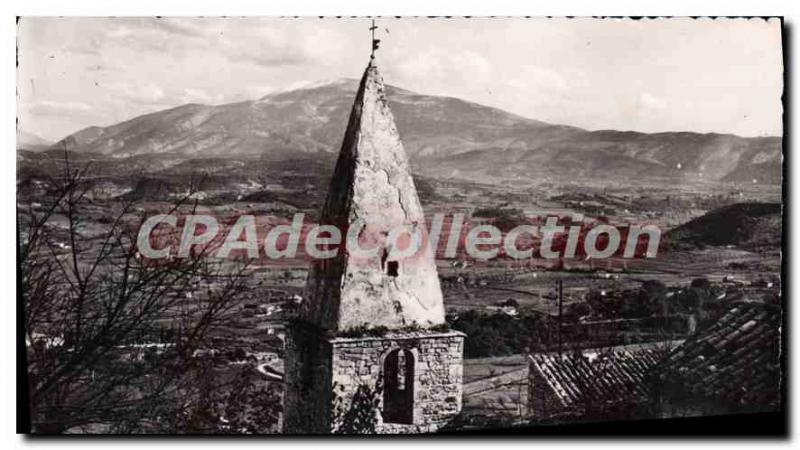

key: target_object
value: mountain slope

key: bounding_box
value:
[17,130,52,151]
[665,202,782,251]
[48,79,782,185]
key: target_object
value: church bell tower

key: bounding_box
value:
[284,26,465,434]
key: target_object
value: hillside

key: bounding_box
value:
[45,79,782,186]
[665,202,782,251]
[17,130,52,151]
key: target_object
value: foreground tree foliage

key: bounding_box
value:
[18,150,280,433]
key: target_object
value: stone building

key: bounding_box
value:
[284,56,465,434]
[527,341,682,421]
[647,302,782,417]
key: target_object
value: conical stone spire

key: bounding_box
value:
[304,61,446,332]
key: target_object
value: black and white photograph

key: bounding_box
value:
[11,10,791,441]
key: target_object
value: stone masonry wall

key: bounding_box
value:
[284,328,465,434]
[328,331,465,434]
[528,362,565,420]
[283,325,334,434]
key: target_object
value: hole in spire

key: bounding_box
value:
[387,260,399,277]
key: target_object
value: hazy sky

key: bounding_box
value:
[17,17,783,142]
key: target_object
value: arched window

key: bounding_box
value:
[382,348,414,424]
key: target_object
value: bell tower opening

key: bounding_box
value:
[382,348,415,424]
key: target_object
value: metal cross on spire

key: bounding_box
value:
[370,18,381,59]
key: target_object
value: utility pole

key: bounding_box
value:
[558,279,563,357]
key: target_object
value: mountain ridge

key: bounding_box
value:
[45,78,782,185]
[17,130,53,151]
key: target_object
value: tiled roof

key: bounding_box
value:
[529,341,683,409]
[651,302,782,409]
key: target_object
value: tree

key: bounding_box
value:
[19,149,276,433]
